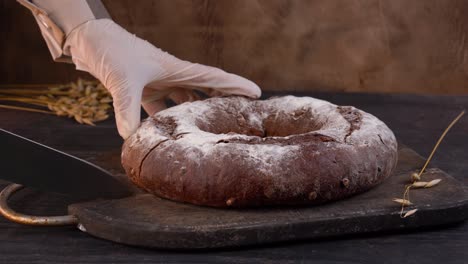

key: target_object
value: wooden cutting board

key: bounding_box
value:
[68,144,468,249]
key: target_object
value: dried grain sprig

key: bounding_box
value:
[424,179,442,188]
[396,110,465,218]
[0,89,69,95]
[0,104,54,114]
[0,83,59,88]
[411,181,429,188]
[413,110,465,181]
[0,79,113,125]
[403,209,418,218]
[410,179,442,189]
[0,96,50,106]
[393,198,412,206]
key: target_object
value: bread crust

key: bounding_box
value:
[122,96,398,207]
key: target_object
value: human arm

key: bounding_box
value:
[17,0,261,139]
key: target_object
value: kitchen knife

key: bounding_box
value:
[0,128,132,200]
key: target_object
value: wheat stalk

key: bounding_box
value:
[0,79,113,126]
[0,104,54,114]
[395,110,465,218]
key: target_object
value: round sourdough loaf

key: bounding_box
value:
[122,96,398,207]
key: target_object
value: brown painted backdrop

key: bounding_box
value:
[1,0,468,94]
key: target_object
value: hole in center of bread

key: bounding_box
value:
[196,106,324,138]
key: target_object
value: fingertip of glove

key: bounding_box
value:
[115,109,141,140]
[118,122,139,140]
[242,79,262,99]
[250,83,262,99]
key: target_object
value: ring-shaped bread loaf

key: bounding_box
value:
[122,96,398,207]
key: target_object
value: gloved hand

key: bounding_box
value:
[64,19,261,139]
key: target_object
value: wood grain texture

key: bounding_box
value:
[2,0,468,94]
[0,92,467,263]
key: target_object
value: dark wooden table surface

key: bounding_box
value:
[0,92,467,264]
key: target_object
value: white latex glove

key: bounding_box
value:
[63,19,261,139]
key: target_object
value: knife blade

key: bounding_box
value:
[0,128,132,200]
